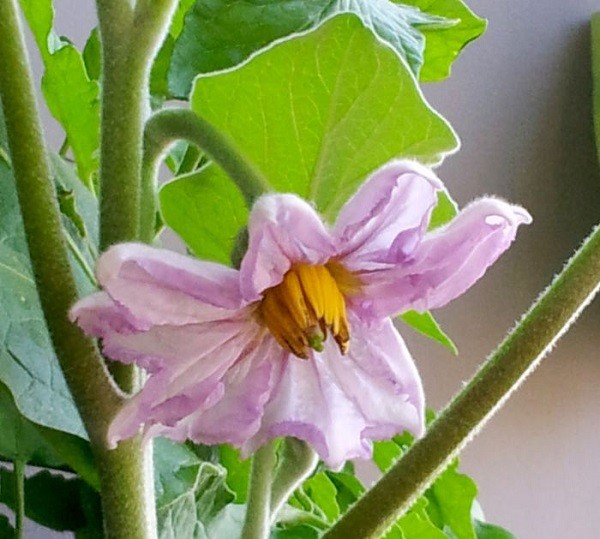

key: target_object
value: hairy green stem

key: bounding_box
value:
[0,1,160,537]
[0,0,121,452]
[96,0,177,392]
[325,224,600,538]
[242,441,278,539]
[140,108,270,242]
[591,13,600,165]
[270,438,318,520]
[13,460,24,539]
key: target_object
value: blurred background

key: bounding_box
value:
[17,0,600,537]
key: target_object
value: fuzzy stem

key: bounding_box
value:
[140,108,269,242]
[324,223,600,538]
[13,460,25,539]
[242,441,278,539]
[95,0,176,390]
[0,0,121,452]
[0,1,157,537]
[270,438,318,520]
[591,13,600,164]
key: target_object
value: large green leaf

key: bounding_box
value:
[0,124,89,440]
[176,13,456,225]
[18,0,100,188]
[0,239,85,440]
[154,438,236,538]
[159,169,247,264]
[168,0,458,98]
[191,14,457,216]
[402,0,486,81]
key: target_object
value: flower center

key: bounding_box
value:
[257,263,359,359]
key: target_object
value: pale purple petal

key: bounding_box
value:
[240,194,335,301]
[158,337,284,446]
[242,348,371,469]
[107,319,263,446]
[357,198,532,318]
[70,292,138,337]
[326,314,425,441]
[97,243,243,327]
[334,160,443,269]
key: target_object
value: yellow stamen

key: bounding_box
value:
[257,263,357,359]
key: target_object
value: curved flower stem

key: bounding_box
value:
[242,441,278,539]
[14,459,25,539]
[270,438,318,520]
[324,223,600,539]
[140,108,270,242]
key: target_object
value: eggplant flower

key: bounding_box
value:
[71,160,531,468]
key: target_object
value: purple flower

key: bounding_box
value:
[71,160,531,468]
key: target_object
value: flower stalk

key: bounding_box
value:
[241,441,278,539]
[324,223,600,539]
[140,108,270,242]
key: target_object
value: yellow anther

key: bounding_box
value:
[257,263,356,359]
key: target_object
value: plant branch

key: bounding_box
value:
[0,0,121,450]
[0,1,157,537]
[242,441,278,539]
[140,108,270,242]
[324,223,600,538]
[13,460,24,539]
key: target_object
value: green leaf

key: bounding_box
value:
[218,445,251,503]
[429,190,458,230]
[0,381,63,465]
[169,0,455,98]
[425,460,478,539]
[159,169,248,264]
[186,13,456,218]
[18,0,100,188]
[0,469,90,531]
[402,0,487,81]
[301,473,340,522]
[82,28,102,81]
[51,154,99,294]
[0,515,14,538]
[372,439,404,472]
[164,13,458,260]
[394,499,448,539]
[400,310,458,354]
[0,150,86,439]
[473,520,516,539]
[324,470,365,513]
[154,438,236,538]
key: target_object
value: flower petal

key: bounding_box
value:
[96,243,243,327]
[334,160,442,268]
[326,315,425,441]
[240,194,335,301]
[357,198,532,317]
[241,351,370,469]
[161,336,284,447]
[107,319,262,446]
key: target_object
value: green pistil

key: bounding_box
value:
[307,328,325,352]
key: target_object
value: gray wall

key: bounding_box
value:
[20,0,600,537]
[417,1,600,538]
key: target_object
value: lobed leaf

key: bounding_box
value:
[401,0,487,81]
[168,0,466,98]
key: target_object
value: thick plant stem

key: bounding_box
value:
[96,0,177,391]
[140,108,270,242]
[0,1,155,538]
[14,460,24,539]
[0,0,121,447]
[324,224,600,539]
[242,441,278,539]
